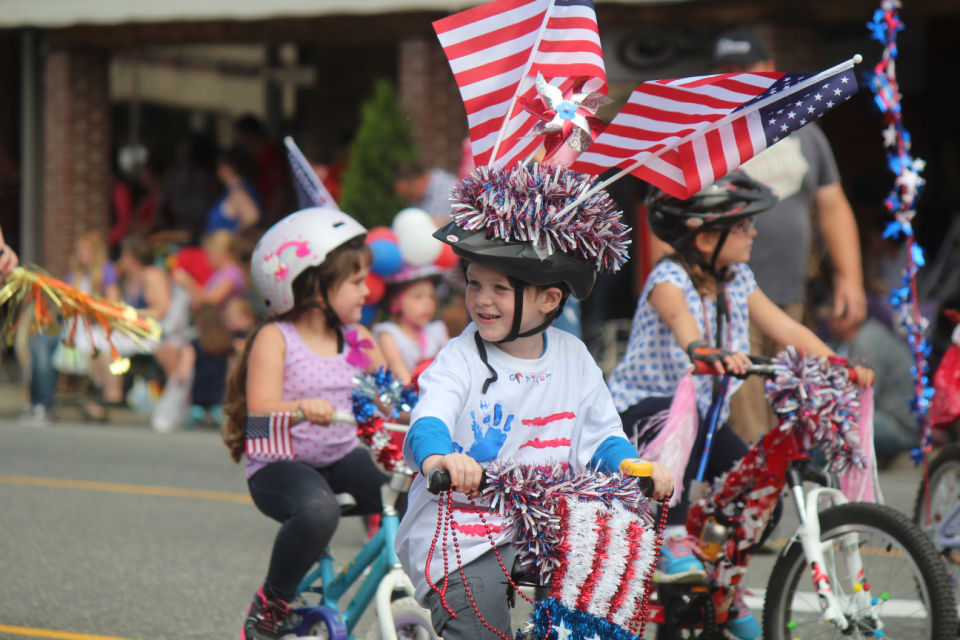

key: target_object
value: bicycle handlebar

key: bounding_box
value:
[426,465,655,497]
[691,354,858,383]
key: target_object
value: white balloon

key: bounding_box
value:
[393,208,442,266]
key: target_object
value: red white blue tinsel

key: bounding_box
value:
[350,367,417,470]
[450,163,631,274]
[479,461,655,586]
[865,1,933,464]
[766,347,867,473]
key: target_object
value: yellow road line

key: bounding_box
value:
[0,624,133,640]
[0,475,252,504]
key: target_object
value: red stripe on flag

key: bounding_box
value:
[433,0,539,33]
[452,49,531,87]
[617,101,724,126]
[440,13,545,59]
[731,116,754,164]
[704,128,728,186]
[634,81,751,110]
[605,520,647,619]
[679,141,702,197]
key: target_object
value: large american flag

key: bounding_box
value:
[571,60,859,199]
[245,412,295,460]
[434,0,606,170]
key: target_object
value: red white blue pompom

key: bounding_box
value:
[450,163,631,273]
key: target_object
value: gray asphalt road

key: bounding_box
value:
[0,419,927,640]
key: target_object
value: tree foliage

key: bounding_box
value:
[340,78,419,228]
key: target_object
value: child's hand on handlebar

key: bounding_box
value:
[687,340,751,375]
[851,364,875,387]
[298,398,335,425]
[422,453,484,498]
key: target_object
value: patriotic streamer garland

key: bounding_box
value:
[0,266,162,374]
[350,367,417,470]
[865,1,933,463]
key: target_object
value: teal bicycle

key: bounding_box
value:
[256,410,437,640]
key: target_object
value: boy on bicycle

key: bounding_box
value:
[395,163,673,640]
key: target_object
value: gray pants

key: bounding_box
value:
[425,545,515,640]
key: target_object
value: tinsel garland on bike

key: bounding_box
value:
[432,461,664,640]
[350,367,417,470]
[767,346,867,473]
[0,266,162,374]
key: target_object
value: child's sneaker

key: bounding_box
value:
[653,535,707,583]
[242,587,291,640]
[725,588,761,640]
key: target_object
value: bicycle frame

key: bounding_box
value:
[648,364,880,634]
[294,471,417,640]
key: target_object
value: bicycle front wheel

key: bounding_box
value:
[763,502,956,640]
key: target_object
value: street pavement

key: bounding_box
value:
[0,416,927,640]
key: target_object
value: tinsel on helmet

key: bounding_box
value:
[479,461,655,586]
[765,346,867,472]
[450,163,631,274]
[350,366,417,471]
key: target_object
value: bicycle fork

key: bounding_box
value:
[786,470,879,633]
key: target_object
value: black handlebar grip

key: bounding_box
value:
[427,469,452,494]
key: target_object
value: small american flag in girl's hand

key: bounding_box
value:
[245,412,295,460]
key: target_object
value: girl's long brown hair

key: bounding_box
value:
[70,230,109,295]
[221,237,372,462]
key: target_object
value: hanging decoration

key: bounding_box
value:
[864,0,933,463]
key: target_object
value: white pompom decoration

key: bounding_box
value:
[393,207,443,266]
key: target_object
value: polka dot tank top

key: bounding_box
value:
[245,322,363,478]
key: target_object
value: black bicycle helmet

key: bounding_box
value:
[647,169,777,251]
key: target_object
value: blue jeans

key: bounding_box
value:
[29,334,59,410]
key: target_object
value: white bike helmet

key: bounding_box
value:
[252,207,366,314]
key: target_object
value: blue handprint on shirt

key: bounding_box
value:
[462,400,514,462]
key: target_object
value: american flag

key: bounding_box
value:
[284,136,339,210]
[434,0,606,169]
[571,60,859,199]
[245,412,295,460]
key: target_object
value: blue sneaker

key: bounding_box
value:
[725,589,761,640]
[654,535,707,583]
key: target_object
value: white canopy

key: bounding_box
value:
[0,0,684,29]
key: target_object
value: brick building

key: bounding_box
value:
[0,0,958,278]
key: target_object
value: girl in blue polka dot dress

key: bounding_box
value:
[607,171,874,640]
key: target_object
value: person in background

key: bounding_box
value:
[118,234,171,320]
[234,114,289,225]
[393,162,458,228]
[206,145,263,235]
[172,230,246,310]
[162,134,221,242]
[0,223,18,277]
[710,27,867,444]
[372,266,448,385]
[829,314,919,467]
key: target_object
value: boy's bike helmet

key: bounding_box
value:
[252,207,366,314]
[435,162,630,347]
[647,170,777,251]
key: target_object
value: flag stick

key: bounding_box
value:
[489,0,557,165]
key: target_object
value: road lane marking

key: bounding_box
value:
[0,624,133,640]
[0,474,252,504]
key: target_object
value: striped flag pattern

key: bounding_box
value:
[434,0,606,170]
[245,412,295,460]
[571,62,858,198]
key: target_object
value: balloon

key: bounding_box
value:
[360,304,378,326]
[434,242,459,269]
[366,226,398,245]
[369,239,403,276]
[365,272,386,305]
[393,208,443,267]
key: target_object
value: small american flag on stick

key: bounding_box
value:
[245,412,296,460]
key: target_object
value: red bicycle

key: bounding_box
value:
[647,348,956,640]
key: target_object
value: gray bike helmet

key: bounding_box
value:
[647,170,777,251]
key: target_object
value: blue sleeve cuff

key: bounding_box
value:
[589,435,638,474]
[408,416,455,470]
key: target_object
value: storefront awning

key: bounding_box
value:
[0,0,687,29]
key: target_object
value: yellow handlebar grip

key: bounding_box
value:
[619,458,654,477]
